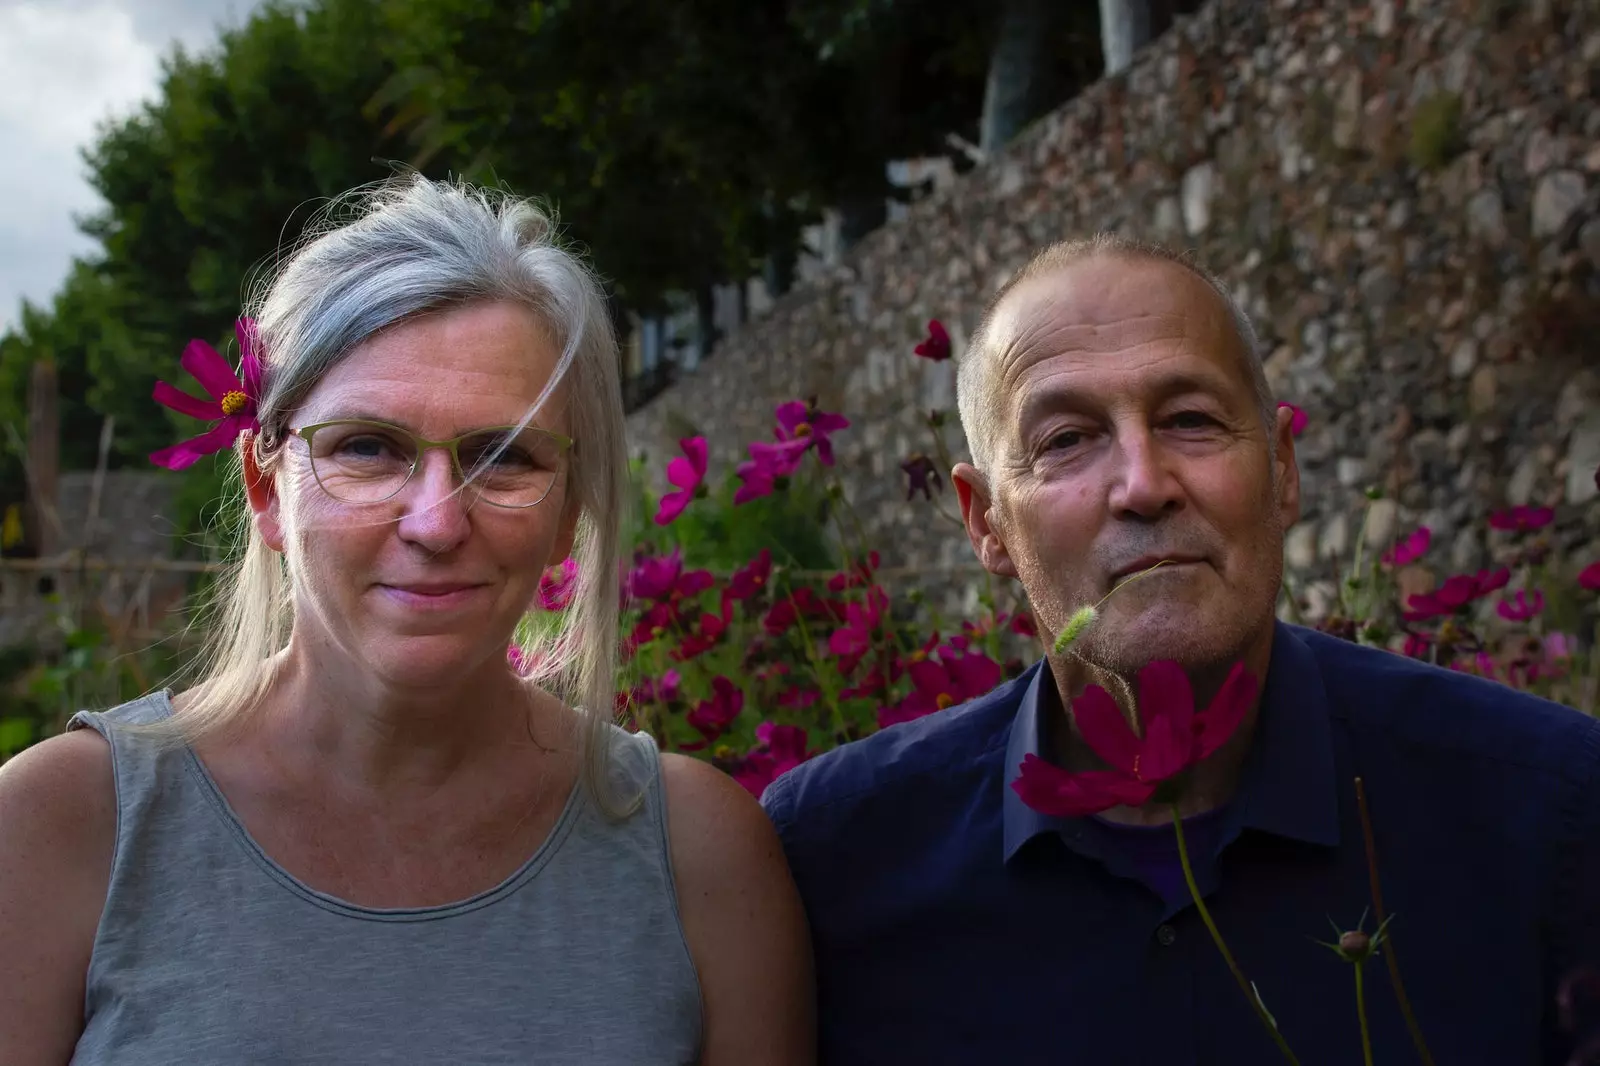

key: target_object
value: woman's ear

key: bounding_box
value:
[241,434,285,553]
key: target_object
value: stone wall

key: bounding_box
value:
[626,0,1600,618]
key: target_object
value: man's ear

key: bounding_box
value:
[241,435,285,553]
[952,462,1018,579]
[1271,406,1302,529]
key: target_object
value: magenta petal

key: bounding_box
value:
[149,420,240,469]
[179,339,243,402]
[153,380,222,421]
[665,454,701,491]
[774,400,808,431]
[678,436,708,477]
[1134,661,1197,781]
[812,412,850,434]
[1012,755,1155,818]
[1071,684,1142,774]
[1196,662,1258,760]
[654,490,690,526]
[236,318,263,399]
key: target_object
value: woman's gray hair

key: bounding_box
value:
[956,234,1274,478]
[169,174,634,816]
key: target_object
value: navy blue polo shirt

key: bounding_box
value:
[762,622,1600,1065]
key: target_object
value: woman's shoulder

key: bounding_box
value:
[656,751,789,890]
[0,724,117,942]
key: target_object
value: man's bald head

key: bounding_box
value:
[955,236,1274,478]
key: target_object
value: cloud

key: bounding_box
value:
[0,0,243,334]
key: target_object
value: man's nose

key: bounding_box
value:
[1106,428,1184,520]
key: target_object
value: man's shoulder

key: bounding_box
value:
[760,663,1034,837]
[1292,624,1600,771]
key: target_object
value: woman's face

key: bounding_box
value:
[250,300,577,690]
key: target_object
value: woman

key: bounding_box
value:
[0,177,814,1064]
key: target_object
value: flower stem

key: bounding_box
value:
[1171,803,1302,1065]
[1354,962,1374,1066]
[1354,778,1436,1066]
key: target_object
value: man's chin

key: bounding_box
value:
[1073,614,1236,677]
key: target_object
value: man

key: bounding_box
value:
[761,235,1600,1065]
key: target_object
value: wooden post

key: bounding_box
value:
[25,360,61,559]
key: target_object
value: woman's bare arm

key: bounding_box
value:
[0,730,116,1065]
[660,754,816,1066]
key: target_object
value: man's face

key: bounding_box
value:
[955,255,1300,677]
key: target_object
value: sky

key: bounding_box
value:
[0,0,246,334]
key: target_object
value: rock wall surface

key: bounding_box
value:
[626,0,1600,619]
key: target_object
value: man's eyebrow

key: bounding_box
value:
[1014,369,1237,426]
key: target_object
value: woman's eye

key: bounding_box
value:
[1046,430,1083,450]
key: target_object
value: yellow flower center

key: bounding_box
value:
[220,390,249,416]
[794,422,813,438]
[935,692,955,710]
[909,649,928,663]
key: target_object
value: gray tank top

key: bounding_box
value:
[66,692,703,1065]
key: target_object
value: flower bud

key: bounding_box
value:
[1339,930,1371,955]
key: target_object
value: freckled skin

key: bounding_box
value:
[955,255,1302,690]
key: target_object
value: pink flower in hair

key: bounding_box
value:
[149,318,263,470]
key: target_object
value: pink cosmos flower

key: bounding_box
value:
[828,586,890,671]
[1489,506,1555,533]
[728,549,773,601]
[733,722,816,798]
[537,558,579,611]
[1278,402,1308,438]
[777,686,821,710]
[1381,526,1431,567]
[828,551,881,593]
[670,593,733,661]
[654,436,708,525]
[1580,562,1600,592]
[913,319,951,362]
[627,548,713,603]
[878,648,1003,728]
[775,399,850,466]
[686,676,744,746]
[1404,567,1512,621]
[150,318,264,470]
[1012,661,1258,818]
[734,439,807,504]
[1496,589,1546,623]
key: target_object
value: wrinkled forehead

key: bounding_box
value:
[989,255,1245,402]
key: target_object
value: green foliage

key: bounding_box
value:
[637,470,839,575]
[1408,92,1464,172]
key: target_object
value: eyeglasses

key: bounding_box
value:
[292,419,573,509]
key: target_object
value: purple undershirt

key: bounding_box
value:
[1093,805,1232,909]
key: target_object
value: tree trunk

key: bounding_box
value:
[1098,0,1179,78]
[978,0,1064,156]
[25,360,60,559]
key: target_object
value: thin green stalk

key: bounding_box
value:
[1172,804,1302,1065]
[778,575,847,738]
[1354,778,1436,1066]
[1354,963,1374,1066]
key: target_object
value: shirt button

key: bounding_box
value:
[1156,924,1177,946]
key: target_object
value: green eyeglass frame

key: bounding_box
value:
[291,418,574,509]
